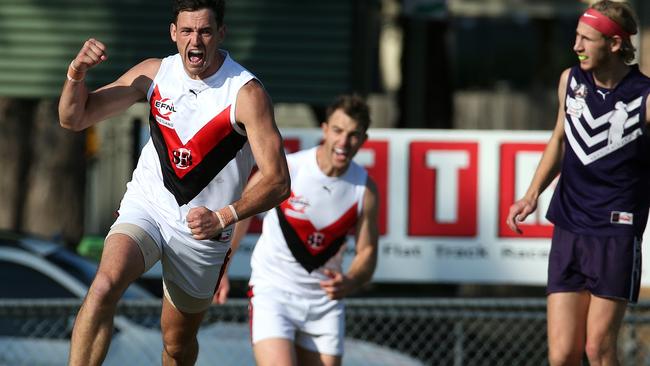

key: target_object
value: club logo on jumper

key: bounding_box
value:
[172,147,193,169]
[153,97,177,128]
[288,195,310,213]
[155,98,177,118]
[307,232,325,248]
[567,83,587,118]
[611,211,633,225]
[573,83,588,99]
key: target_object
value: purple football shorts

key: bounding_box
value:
[547,226,642,303]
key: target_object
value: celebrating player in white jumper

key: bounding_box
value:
[58,1,289,364]
[218,94,379,366]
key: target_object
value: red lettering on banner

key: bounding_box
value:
[249,138,302,233]
[356,140,388,235]
[498,143,553,238]
[408,142,477,236]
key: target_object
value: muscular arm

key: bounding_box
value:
[58,39,158,131]
[231,81,290,220]
[321,177,379,299]
[505,68,570,234]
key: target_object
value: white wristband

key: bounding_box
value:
[69,60,81,72]
[215,210,226,229]
[67,60,85,82]
[67,73,84,83]
[228,204,239,222]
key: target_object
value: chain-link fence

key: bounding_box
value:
[1,298,650,365]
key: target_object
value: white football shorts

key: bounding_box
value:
[248,282,345,356]
[109,189,231,312]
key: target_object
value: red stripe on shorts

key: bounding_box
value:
[213,248,232,294]
[247,286,254,344]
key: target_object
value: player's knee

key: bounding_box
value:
[584,341,603,363]
[87,272,125,305]
[163,332,197,360]
[584,337,616,364]
[162,342,184,361]
[548,347,581,366]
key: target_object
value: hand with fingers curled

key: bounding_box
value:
[319,269,355,300]
[73,38,108,71]
[505,197,538,235]
[67,38,108,82]
[186,206,222,240]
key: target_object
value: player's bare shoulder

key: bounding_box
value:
[558,68,572,93]
[234,79,273,127]
[239,78,266,95]
[136,58,162,77]
[123,58,162,94]
[364,175,379,206]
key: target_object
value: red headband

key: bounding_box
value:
[579,8,633,39]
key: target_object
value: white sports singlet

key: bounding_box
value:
[114,51,256,299]
[250,147,368,298]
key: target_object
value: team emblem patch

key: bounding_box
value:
[307,232,325,248]
[288,195,310,213]
[567,83,588,118]
[573,83,588,99]
[172,148,193,169]
[154,97,177,119]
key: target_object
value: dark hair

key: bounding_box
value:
[325,94,371,131]
[591,0,638,63]
[173,0,225,27]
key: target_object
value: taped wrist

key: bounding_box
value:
[67,60,85,82]
[216,205,238,229]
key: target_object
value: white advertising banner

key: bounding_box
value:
[227,128,650,286]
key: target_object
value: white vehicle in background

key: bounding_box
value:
[0,231,424,366]
[0,231,160,365]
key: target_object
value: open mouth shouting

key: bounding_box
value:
[188,49,205,66]
[333,147,349,163]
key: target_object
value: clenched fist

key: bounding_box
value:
[187,206,222,240]
[72,38,108,72]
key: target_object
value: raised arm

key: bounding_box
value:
[231,81,291,220]
[58,38,159,131]
[321,177,379,300]
[506,68,570,234]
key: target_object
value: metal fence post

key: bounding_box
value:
[454,321,464,366]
